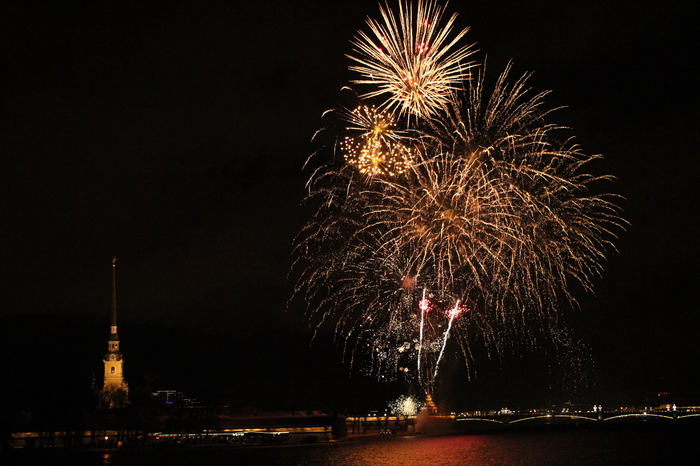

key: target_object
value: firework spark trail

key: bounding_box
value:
[292,0,624,396]
[417,288,428,384]
[432,301,464,380]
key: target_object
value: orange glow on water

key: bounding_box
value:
[332,434,489,465]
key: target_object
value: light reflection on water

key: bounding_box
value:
[330,435,495,465]
[112,425,696,466]
[5,423,698,466]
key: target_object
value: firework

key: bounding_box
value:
[389,395,425,417]
[293,0,623,397]
[338,104,404,144]
[432,300,467,380]
[348,0,476,118]
[339,105,415,177]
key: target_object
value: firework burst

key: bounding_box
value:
[339,105,415,177]
[389,395,425,417]
[348,0,476,118]
[293,0,624,398]
[338,104,403,144]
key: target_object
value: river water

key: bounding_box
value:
[4,422,696,465]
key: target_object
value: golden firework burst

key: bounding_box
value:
[293,2,624,392]
[348,0,476,118]
[340,105,415,177]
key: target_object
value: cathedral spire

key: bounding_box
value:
[111,256,118,337]
[102,256,128,407]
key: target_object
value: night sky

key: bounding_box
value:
[2,0,698,413]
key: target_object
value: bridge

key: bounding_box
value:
[345,407,700,434]
[456,410,700,426]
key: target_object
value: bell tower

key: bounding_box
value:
[102,257,128,405]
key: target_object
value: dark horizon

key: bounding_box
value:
[2,0,698,416]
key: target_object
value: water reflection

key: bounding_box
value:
[8,424,698,466]
[330,435,490,466]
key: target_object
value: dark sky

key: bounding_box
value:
[2,0,698,413]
